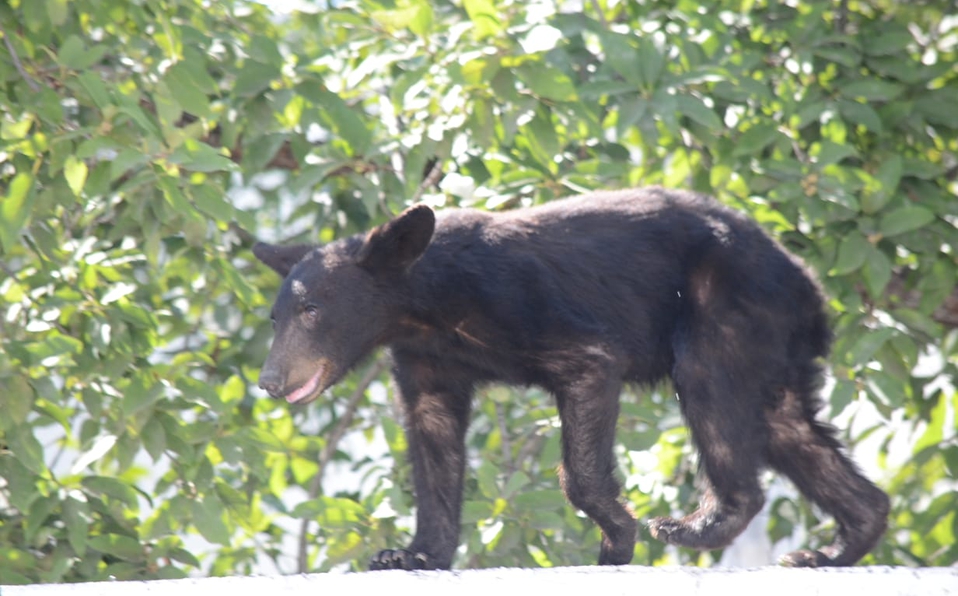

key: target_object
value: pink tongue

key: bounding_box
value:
[286,369,322,404]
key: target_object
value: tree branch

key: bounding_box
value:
[0,23,40,92]
[834,0,850,34]
[494,402,514,473]
[411,158,444,203]
[296,355,390,573]
[589,0,609,29]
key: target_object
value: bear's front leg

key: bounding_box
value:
[370,362,472,571]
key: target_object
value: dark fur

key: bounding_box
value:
[253,187,889,570]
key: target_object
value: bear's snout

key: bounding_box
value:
[258,367,284,399]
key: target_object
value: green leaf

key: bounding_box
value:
[517,64,578,102]
[615,95,649,139]
[476,460,499,498]
[862,30,914,57]
[512,489,568,510]
[462,500,494,523]
[902,157,944,180]
[241,133,287,172]
[117,96,163,138]
[123,375,163,416]
[862,247,892,299]
[848,327,896,366]
[579,80,640,99]
[164,62,211,117]
[372,3,433,36]
[676,95,722,131]
[63,155,88,197]
[6,425,46,475]
[57,35,86,69]
[915,92,958,128]
[1,114,34,140]
[837,99,883,133]
[637,39,664,90]
[866,55,926,85]
[812,45,861,68]
[732,123,780,157]
[0,172,34,253]
[234,60,280,98]
[408,1,434,36]
[600,31,640,86]
[0,375,34,429]
[830,231,870,276]
[168,548,201,568]
[24,495,57,543]
[71,434,117,474]
[140,417,167,461]
[191,185,235,222]
[46,0,69,26]
[813,141,857,166]
[239,427,286,452]
[326,531,364,563]
[523,110,560,168]
[26,332,83,363]
[463,0,501,39]
[861,155,902,214]
[76,71,113,109]
[248,35,283,66]
[318,497,367,528]
[63,495,90,557]
[828,379,857,415]
[299,83,372,155]
[191,496,231,545]
[87,534,145,562]
[839,79,904,102]
[879,205,935,237]
[503,471,530,497]
[168,139,236,172]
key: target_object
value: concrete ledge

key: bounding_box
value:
[4,566,956,596]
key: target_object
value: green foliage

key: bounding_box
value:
[1,0,956,582]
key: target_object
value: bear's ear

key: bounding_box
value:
[356,204,435,272]
[253,242,315,277]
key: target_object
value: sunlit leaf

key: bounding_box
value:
[517,63,578,102]
[71,435,117,475]
[463,0,501,39]
[191,496,231,545]
[0,176,32,252]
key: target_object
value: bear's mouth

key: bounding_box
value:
[284,367,325,405]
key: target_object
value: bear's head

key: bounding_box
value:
[254,204,435,404]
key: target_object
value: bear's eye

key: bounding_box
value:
[303,305,319,320]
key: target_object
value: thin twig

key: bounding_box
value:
[494,402,514,473]
[296,355,390,573]
[514,432,546,472]
[834,0,849,34]
[589,0,609,30]
[0,23,40,92]
[411,159,444,203]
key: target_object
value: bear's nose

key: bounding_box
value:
[258,369,284,399]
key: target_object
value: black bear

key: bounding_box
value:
[253,186,889,570]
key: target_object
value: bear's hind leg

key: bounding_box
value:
[650,300,769,552]
[765,388,889,567]
[648,361,767,551]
